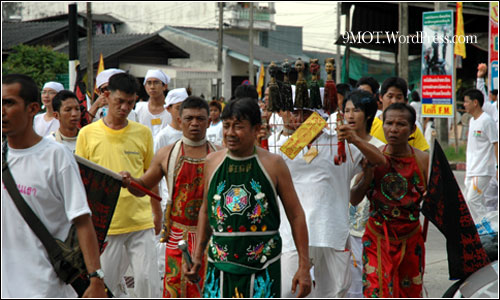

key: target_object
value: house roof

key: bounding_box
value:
[28,12,123,24]
[2,21,86,50]
[55,33,190,71]
[164,26,296,65]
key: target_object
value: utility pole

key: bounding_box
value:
[398,3,408,83]
[86,2,94,94]
[336,3,341,83]
[248,2,255,85]
[435,2,449,148]
[217,2,223,98]
[68,3,78,91]
[345,4,351,82]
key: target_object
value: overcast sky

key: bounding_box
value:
[275,1,343,52]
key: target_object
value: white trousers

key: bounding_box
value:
[465,176,492,225]
[346,235,363,298]
[281,247,352,298]
[101,229,161,298]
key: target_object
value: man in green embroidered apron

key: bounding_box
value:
[185,97,312,298]
[121,96,222,297]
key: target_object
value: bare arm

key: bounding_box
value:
[274,156,312,298]
[337,124,386,166]
[73,214,107,298]
[350,159,375,206]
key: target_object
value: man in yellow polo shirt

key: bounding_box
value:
[370,77,429,151]
[76,73,162,297]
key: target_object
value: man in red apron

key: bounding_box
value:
[120,96,221,297]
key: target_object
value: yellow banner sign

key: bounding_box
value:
[422,104,454,116]
[280,112,327,160]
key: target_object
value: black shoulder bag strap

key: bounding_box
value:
[1,142,65,266]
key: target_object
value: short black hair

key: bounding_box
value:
[410,90,421,103]
[491,89,498,97]
[180,96,209,116]
[336,83,352,98]
[463,88,484,107]
[356,77,379,95]
[2,74,40,106]
[221,97,261,126]
[343,90,378,133]
[52,90,78,112]
[209,100,222,112]
[234,84,258,101]
[108,73,139,95]
[383,102,416,128]
[380,77,408,101]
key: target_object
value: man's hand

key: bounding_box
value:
[337,124,358,144]
[360,157,375,182]
[82,278,108,298]
[477,63,487,79]
[183,259,202,283]
[119,171,132,188]
[291,265,312,298]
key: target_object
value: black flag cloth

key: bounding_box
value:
[72,155,121,297]
[422,140,490,280]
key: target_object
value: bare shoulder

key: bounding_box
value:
[205,149,227,174]
[413,147,429,163]
[256,147,286,181]
[155,143,175,162]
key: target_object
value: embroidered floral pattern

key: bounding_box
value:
[211,242,228,261]
[212,181,227,224]
[248,179,269,224]
[246,237,278,262]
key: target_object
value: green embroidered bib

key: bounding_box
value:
[207,150,281,274]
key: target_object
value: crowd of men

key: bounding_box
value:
[2,63,497,298]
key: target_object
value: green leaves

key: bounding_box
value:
[2,44,68,89]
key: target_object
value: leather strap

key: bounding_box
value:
[2,143,64,265]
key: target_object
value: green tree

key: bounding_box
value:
[2,44,68,89]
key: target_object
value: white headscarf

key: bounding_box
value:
[96,68,125,89]
[165,88,188,107]
[42,81,64,92]
[144,69,170,85]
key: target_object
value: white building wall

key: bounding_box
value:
[17,2,219,33]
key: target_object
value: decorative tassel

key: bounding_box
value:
[294,58,309,109]
[280,60,294,111]
[267,62,282,112]
[323,58,338,115]
[309,59,322,109]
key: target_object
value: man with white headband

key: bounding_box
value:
[33,81,64,136]
[88,68,137,122]
[135,69,172,137]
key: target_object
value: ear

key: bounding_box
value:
[53,111,61,121]
[410,123,417,135]
[27,102,41,117]
[104,90,111,98]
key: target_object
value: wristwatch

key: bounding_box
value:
[88,269,104,280]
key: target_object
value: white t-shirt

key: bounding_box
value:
[270,130,363,251]
[33,113,60,137]
[154,124,183,212]
[134,101,172,138]
[349,136,385,238]
[268,113,283,136]
[466,112,498,177]
[206,120,223,146]
[1,138,91,298]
